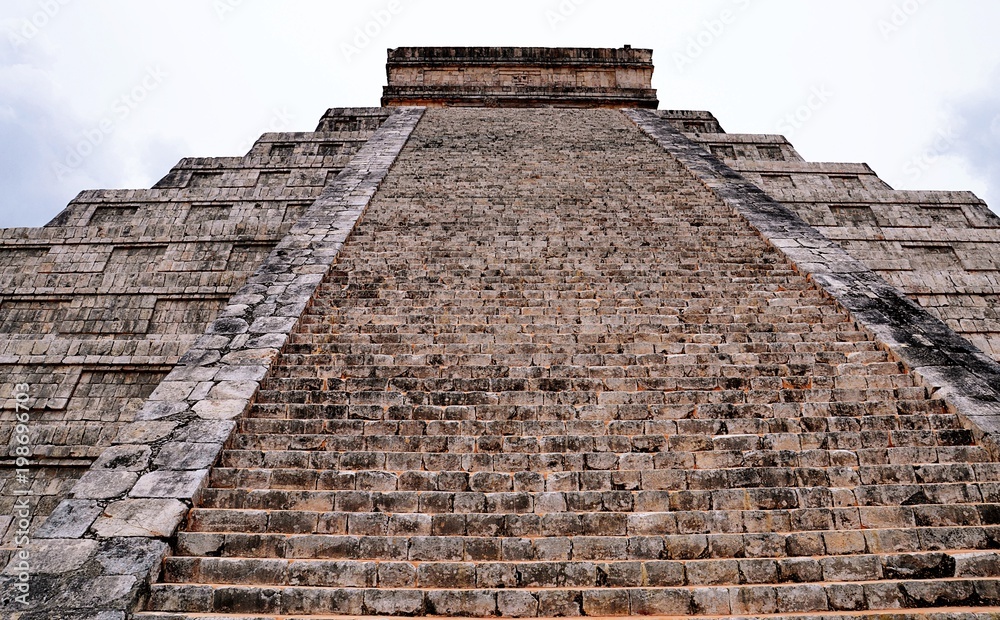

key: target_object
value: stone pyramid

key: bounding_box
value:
[3,47,1000,619]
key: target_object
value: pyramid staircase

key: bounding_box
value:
[138,108,1000,619]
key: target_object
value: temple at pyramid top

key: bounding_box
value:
[381,46,658,108]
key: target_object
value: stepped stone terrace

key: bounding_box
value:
[2,46,1000,620]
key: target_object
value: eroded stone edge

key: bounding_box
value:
[624,108,1000,454]
[0,106,426,618]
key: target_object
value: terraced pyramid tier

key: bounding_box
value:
[140,108,1000,619]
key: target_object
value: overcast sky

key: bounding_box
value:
[0,0,997,227]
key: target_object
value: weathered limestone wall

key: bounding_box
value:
[0,106,423,620]
[0,108,392,565]
[677,111,1000,361]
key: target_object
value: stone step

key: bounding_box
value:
[296,302,855,313]
[216,447,988,474]
[181,504,1000,537]
[175,523,1000,561]
[130,609,1000,620]
[298,300,862,313]
[194,483,996,513]
[223,433,964,455]
[304,288,831,300]
[281,325,876,339]
[251,372,924,392]
[291,321,863,334]
[160,550,1000,589]
[300,291,852,303]
[303,306,853,319]
[229,426,960,450]
[266,351,907,365]
[229,423,969,443]
[306,264,819,276]
[229,411,956,436]
[272,342,891,358]
[309,270,812,281]
[232,416,960,438]
[277,340,888,358]
[243,400,946,423]
[296,325,858,334]
[222,428,976,454]
[205,463,997,493]
[255,387,918,406]
[144,578,1000,616]
[255,371,917,394]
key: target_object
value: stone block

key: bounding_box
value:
[497,590,538,617]
[1,539,96,574]
[192,399,249,420]
[130,469,208,499]
[92,499,187,538]
[153,442,222,470]
[93,444,154,471]
[33,500,103,539]
[70,470,138,500]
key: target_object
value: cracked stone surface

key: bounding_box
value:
[91,500,188,538]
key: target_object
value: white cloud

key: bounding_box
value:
[0,0,998,226]
[949,68,1000,213]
